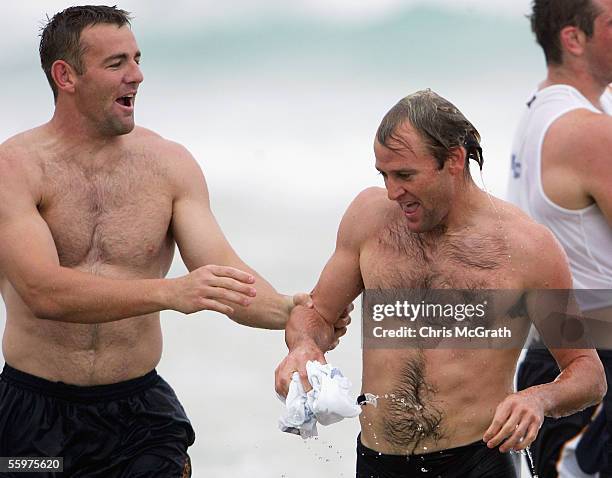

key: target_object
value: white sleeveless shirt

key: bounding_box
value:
[507,84,612,311]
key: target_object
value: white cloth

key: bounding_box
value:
[278,360,362,438]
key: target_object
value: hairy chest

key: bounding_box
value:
[38,154,174,271]
[360,221,516,290]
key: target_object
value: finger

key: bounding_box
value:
[274,366,290,397]
[333,326,347,339]
[298,368,312,393]
[498,419,530,453]
[339,303,355,318]
[204,287,253,307]
[335,316,351,329]
[208,276,257,297]
[206,265,255,283]
[483,405,512,444]
[486,413,521,449]
[514,422,540,451]
[198,299,234,316]
[293,293,313,308]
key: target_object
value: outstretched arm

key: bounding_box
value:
[169,143,307,329]
[484,227,606,452]
[0,146,254,324]
[275,190,371,396]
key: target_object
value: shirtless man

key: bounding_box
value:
[275,89,607,477]
[508,1,612,476]
[0,6,347,477]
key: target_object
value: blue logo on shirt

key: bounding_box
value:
[511,154,521,179]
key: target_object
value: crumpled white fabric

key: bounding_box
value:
[278,360,362,438]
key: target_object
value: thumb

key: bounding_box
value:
[293,293,313,308]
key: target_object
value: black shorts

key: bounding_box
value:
[356,433,517,478]
[517,348,612,478]
[0,363,195,478]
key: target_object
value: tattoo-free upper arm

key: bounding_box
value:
[169,146,242,271]
[0,150,63,308]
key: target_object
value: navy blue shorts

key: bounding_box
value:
[0,363,195,478]
[356,433,517,478]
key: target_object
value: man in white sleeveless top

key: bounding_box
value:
[508,0,612,476]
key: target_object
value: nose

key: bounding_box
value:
[125,61,144,85]
[386,177,406,201]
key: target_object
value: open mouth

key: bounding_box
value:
[404,202,420,214]
[115,94,135,108]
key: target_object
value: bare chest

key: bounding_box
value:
[361,221,517,290]
[38,154,174,273]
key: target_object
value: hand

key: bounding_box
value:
[275,341,326,398]
[292,292,314,309]
[329,303,354,350]
[483,391,544,452]
[170,265,256,315]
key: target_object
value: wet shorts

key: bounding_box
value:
[356,433,517,478]
[0,363,195,478]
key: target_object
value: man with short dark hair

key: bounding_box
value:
[0,5,347,477]
[508,0,612,476]
[275,89,606,478]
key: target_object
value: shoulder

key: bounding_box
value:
[131,127,197,164]
[546,109,612,169]
[129,127,205,189]
[496,199,572,289]
[0,128,46,200]
[337,187,395,247]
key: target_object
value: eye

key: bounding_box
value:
[397,172,413,180]
[109,62,121,68]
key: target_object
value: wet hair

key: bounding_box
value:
[39,5,132,101]
[376,89,483,173]
[530,0,602,65]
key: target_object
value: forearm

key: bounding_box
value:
[26,266,171,323]
[225,272,291,329]
[522,354,607,418]
[285,304,336,352]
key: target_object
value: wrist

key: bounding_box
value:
[155,278,176,311]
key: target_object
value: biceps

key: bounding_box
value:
[311,246,363,324]
[171,197,237,271]
[0,212,60,295]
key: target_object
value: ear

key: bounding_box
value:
[445,146,466,176]
[51,60,78,95]
[559,25,587,59]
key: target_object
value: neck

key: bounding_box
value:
[49,99,121,149]
[442,177,487,233]
[542,62,607,110]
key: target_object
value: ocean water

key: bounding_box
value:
[1,2,539,476]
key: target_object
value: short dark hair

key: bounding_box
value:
[39,5,132,100]
[530,0,602,65]
[376,89,483,173]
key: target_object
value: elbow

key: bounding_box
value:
[594,370,608,404]
[587,362,608,406]
[22,287,63,322]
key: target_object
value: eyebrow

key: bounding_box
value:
[375,167,417,174]
[103,51,141,64]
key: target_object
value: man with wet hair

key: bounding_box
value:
[0,5,348,477]
[275,89,606,477]
[508,0,612,476]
